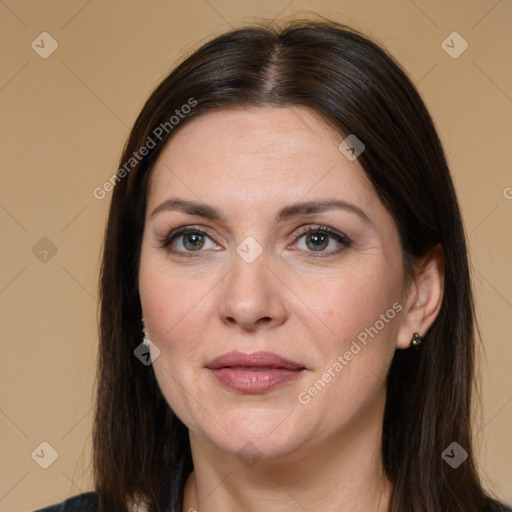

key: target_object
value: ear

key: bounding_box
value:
[396,244,445,350]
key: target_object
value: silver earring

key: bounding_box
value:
[141,318,151,347]
[410,332,424,348]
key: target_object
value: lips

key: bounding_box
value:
[206,351,306,394]
[207,351,304,371]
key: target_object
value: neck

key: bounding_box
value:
[182,387,392,512]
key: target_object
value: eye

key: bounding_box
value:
[159,225,350,258]
[161,227,222,255]
[291,226,351,256]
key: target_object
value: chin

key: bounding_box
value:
[189,404,315,462]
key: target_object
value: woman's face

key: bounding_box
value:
[139,106,416,462]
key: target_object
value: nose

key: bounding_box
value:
[219,249,288,332]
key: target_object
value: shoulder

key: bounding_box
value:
[33,492,99,512]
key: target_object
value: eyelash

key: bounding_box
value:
[159,224,351,258]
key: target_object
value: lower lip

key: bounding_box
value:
[209,368,304,394]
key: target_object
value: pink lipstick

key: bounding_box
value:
[206,351,305,394]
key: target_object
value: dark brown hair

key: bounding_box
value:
[95,19,509,512]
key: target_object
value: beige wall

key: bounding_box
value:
[0,1,510,510]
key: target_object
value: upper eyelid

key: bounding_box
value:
[161,225,218,246]
[293,225,348,238]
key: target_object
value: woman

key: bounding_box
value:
[36,19,511,512]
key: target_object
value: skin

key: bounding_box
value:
[138,106,444,512]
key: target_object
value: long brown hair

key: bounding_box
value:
[94,19,509,512]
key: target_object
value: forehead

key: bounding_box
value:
[147,106,379,218]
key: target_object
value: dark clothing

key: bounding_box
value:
[34,492,99,512]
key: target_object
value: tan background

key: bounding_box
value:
[0,1,510,510]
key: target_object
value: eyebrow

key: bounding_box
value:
[151,198,373,226]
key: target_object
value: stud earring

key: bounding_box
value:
[410,332,424,348]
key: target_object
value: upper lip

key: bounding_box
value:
[206,351,305,370]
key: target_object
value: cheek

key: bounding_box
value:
[139,251,213,345]
[309,254,403,346]
[139,257,213,426]
[138,250,222,419]
[300,256,404,408]
[294,271,401,432]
